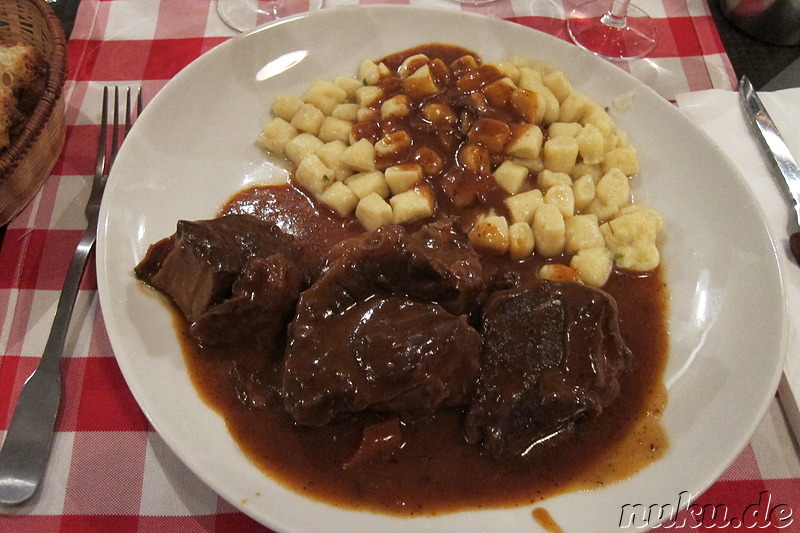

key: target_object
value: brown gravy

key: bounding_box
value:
[172,183,669,516]
[533,507,566,533]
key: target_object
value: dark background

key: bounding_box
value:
[708,0,800,88]
[50,0,79,40]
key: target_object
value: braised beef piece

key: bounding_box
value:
[230,363,273,409]
[134,214,303,346]
[189,254,303,348]
[284,295,481,426]
[282,222,485,427]
[344,418,406,468]
[319,220,486,316]
[465,280,633,458]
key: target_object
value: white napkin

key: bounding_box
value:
[675,88,800,439]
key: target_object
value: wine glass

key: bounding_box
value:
[566,0,658,61]
[216,0,323,33]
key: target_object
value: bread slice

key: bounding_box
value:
[0,43,44,150]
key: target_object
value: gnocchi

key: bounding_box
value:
[533,203,566,257]
[390,186,435,225]
[257,47,663,287]
[469,215,510,255]
[356,192,393,231]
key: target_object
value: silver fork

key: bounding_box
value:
[0,86,142,506]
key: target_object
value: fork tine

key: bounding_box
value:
[125,86,142,135]
[110,87,122,167]
[94,87,109,180]
[124,87,132,135]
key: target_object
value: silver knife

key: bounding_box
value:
[738,75,800,263]
[739,76,800,448]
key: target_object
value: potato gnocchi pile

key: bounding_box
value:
[258,46,662,288]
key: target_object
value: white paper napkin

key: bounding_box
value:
[675,88,800,440]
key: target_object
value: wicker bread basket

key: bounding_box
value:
[0,0,67,225]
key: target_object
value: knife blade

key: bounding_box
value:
[738,75,800,263]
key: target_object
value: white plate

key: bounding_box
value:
[96,6,787,532]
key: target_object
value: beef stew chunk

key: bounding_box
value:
[134,214,303,346]
[465,280,633,458]
[345,418,406,468]
[284,296,481,426]
[189,254,303,348]
[282,222,485,427]
[319,220,486,317]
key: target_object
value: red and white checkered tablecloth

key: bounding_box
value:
[1,0,798,531]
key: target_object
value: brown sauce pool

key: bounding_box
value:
[172,183,669,516]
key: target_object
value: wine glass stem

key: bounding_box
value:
[602,0,632,28]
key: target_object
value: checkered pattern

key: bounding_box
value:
[0,0,796,531]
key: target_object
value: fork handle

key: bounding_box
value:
[0,225,96,506]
